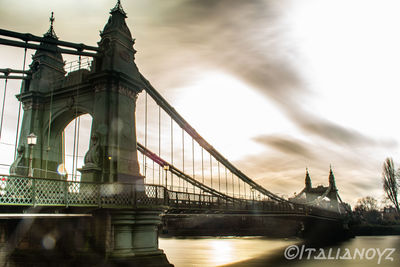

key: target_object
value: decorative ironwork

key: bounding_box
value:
[0,175,168,209]
[44,12,58,39]
[0,175,342,219]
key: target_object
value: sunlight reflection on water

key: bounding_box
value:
[159,236,297,267]
[159,236,400,267]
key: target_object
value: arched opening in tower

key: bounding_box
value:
[61,114,93,182]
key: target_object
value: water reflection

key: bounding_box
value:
[159,237,297,267]
[159,236,400,267]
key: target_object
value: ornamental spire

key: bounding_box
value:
[305,168,312,189]
[43,12,58,39]
[110,0,127,17]
[329,165,337,189]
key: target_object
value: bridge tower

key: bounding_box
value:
[6,2,171,265]
[303,168,340,212]
[10,1,143,185]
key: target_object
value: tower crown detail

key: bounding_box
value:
[110,0,127,17]
[101,0,133,43]
[43,12,58,39]
[329,166,337,190]
[305,168,312,189]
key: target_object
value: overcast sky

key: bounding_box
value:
[1,0,400,206]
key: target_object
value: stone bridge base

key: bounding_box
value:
[0,208,173,267]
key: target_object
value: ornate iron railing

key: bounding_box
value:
[0,175,342,219]
[0,175,167,208]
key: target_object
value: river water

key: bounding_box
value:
[160,236,400,267]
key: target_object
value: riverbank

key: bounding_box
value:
[354,224,400,236]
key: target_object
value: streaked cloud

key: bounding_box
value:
[253,135,314,159]
[0,0,398,206]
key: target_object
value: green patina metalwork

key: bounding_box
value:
[0,174,342,220]
[0,175,166,208]
[9,0,144,185]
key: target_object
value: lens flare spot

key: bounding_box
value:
[57,164,67,176]
[42,234,56,250]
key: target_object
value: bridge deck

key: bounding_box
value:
[0,175,342,220]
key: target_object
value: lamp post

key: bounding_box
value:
[27,133,37,177]
[163,165,169,189]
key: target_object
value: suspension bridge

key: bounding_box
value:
[0,1,352,266]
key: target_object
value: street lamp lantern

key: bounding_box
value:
[27,133,37,146]
[163,165,169,189]
[27,133,37,177]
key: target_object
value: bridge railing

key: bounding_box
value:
[0,175,343,219]
[166,189,342,218]
[0,175,168,208]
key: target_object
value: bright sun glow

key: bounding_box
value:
[173,71,296,161]
[210,240,233,266]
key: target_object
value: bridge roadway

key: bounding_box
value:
[0,174,342,222]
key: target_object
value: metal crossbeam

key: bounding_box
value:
[0,29,99,52]
[0,75,29,80]
[0,68,30,80]
[0,37,98,57]
[0,68,30,74]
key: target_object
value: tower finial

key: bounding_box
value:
[329,164,336,189]
[50,12,55,27]
[44,11,58,39]
[111,0,127,17]
[305,167,312,189]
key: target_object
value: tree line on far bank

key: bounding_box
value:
[353,157,400,225]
